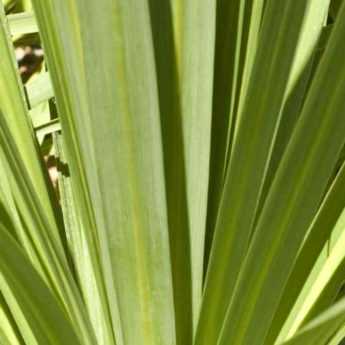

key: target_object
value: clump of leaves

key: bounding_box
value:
[1,1,345,345]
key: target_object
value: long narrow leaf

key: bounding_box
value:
[31,1,177,344]
[218,3,345,344]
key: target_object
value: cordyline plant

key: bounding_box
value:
[1,0,345,344]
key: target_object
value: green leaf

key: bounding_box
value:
[0,5,53,223]
[54,132,114,345]
[34,118,60,138]
[0,6,96,344]
[25,71,54,108]
[171,1,216,330]
[217,2,345,343]
[196,2,327,344]
[31,1,177,344]
[267,162,345,344]
[327,321,345,345]
[289,209,345,334]
[280,298,345,345]
[0,223,82,345]
[148,2,193,342]
[205,0,265,269]
[2,1,345,345]
[7,11,37,35]
[0,292,24,345]
[256,1,329,223]
[329,0,344,20]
